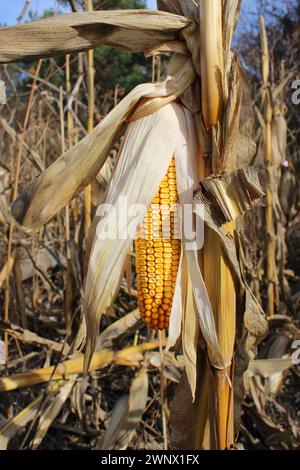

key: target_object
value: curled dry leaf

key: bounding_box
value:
[0,10,190,63]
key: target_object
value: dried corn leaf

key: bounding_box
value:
[0,320,68,354]
[0,256,14,289]
[94,154,116,205]
[101,367,148,450]
[0,382,62,450]
[243,287,268,350]
[247,358,293,377]
[149,351,183,383]
[100,395,129,450]
[235,66,257,168]
[222,0,241,75]
[197,167,264,223]
[222,60,242,172]
[12,54,195,229]
[193,167,263,291]
[272,73,293,101]
[271,109,287,169]
[145,41,188,57]
[96,309,140,349]
[166,252,186,350]
[182,274,199,398]
[0,10,190,63]
[169,350,215,450]
[0,165,9,225]
[0,80,6,104]
[169,370,195,449]
[30,379,76,449]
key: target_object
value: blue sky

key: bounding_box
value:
[1,1,284,30]
[1,0,157,25]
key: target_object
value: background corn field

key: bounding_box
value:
[0,0,299,450]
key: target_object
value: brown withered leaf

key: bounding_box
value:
[195,167,264,227]
[222,59,242,173]
[0,10,190,64]
[222,0,241,62]
[234,65,257,169]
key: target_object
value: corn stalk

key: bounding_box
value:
[0,341,162,392]
[259,16,276,318]
[84,0,95,236]
[198,0,235,449]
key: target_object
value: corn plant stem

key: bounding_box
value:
[3,59,42,364]
[260,16,275,318]
[60,79,71,331]
[204,226,235,449]
[65,59,71,276]
[198,0,235,450]
[84,0,95,237]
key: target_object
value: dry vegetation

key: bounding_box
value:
[0,0,299,451]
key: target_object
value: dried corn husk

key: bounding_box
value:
[83,103,181,369]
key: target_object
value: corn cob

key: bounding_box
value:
[135,157,180,329]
